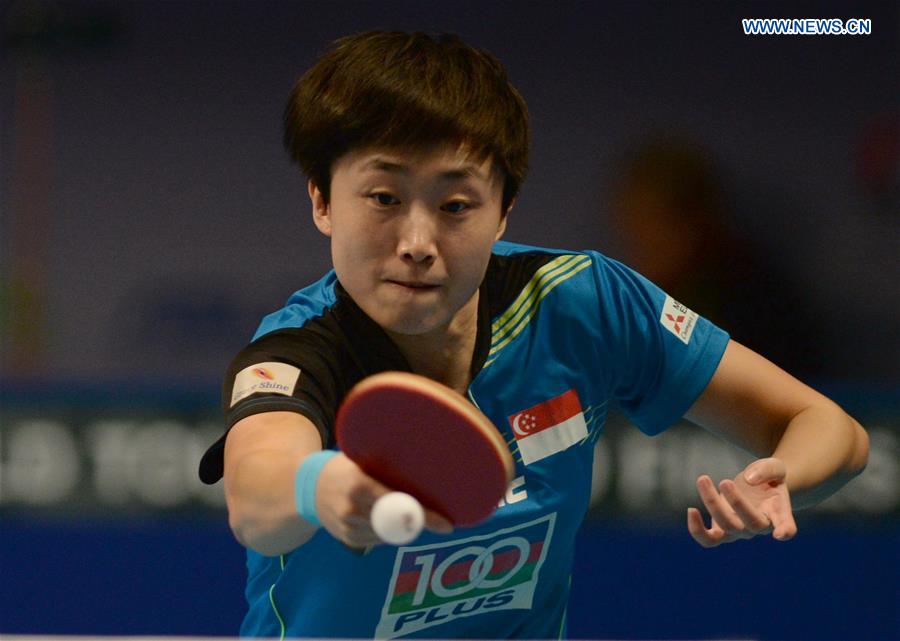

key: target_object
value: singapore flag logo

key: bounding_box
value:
[508,389,587,465]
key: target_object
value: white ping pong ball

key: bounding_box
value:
[371,491,425,545]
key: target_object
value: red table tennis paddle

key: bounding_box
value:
[335,371,514,535]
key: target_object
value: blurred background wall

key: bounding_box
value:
[1,1,897,640]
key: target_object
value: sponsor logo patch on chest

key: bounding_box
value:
[375,513,556,638]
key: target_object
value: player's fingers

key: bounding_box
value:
[333,524,378,549]
[719,479,771,533]
[769,496,799,541]
[343,529,379,548]
[424,509,454,534]
[318,453,387,513]
[345,475,395,516]
[696,475,743,532]
[686,507,710,546]
[686,507,725,548]
[337,509,379,544]
[772,516,798,541]
[744,457,787,485]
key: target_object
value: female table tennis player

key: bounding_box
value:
[198,31,868,640]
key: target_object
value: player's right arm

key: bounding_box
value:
[223,411,322,555]
[223,410,451,555]
[223,410,389,555]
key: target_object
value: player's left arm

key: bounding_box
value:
[683,339,869,547]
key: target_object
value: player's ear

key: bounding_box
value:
[309,179,332,237]
[495,198,514,241]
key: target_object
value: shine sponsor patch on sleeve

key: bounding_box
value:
[660,295,699,345]
[230,362,301,407]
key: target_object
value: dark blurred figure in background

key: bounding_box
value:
[609,136,828,381]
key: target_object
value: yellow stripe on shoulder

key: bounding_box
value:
[490,254,584,342]
[484,254,592,367]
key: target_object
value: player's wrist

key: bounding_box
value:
[294,450,339,526]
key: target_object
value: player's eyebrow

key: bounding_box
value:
[361,157,489,183]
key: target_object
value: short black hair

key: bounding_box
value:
[284,31,530,213]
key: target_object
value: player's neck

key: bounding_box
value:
[385,292,479,395]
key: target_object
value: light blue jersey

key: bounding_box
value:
[201,241,729,639]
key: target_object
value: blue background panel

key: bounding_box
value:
[2,517,896,640]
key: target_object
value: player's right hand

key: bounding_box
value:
[315,452,453,548]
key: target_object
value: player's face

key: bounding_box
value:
[311,145,508,336]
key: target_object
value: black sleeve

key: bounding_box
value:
[198,327,344,484]
[221,329,341,444]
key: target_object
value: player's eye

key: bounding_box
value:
[369,193,400,207]
[442,201,471,214]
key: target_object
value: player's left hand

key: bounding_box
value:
[687,457,797,548]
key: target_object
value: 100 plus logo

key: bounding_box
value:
[375,513,556,638]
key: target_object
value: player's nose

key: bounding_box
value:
[396,206,438,264]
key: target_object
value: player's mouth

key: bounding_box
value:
[386,280,441,292]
